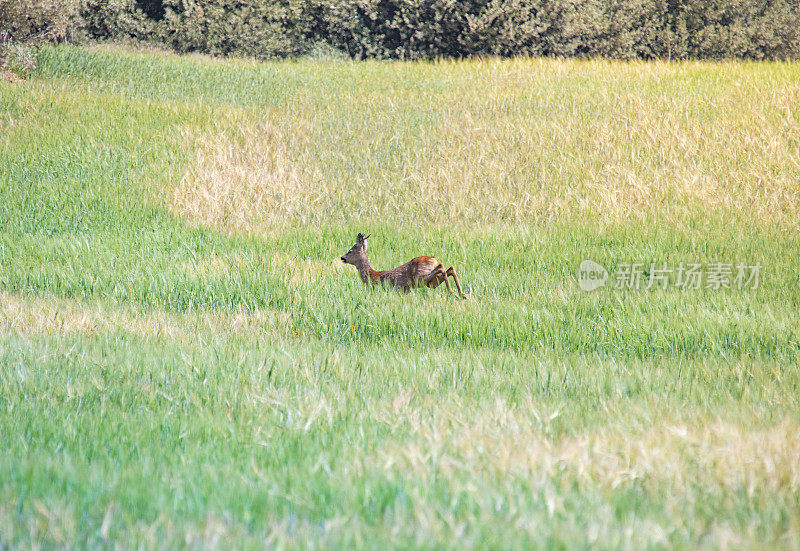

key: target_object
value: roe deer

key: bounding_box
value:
[340,233,467,299]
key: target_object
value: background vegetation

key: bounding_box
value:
[2,0,800,62]
[1,45,799,548]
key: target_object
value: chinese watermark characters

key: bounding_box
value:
[578,260,761,292]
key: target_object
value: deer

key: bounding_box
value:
[340,233,467,299]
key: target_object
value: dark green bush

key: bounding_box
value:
[2,0,799,60]
[80,0,155,42]
[156,0,299,57]
[681,0,800,60]
[0,0,83,42]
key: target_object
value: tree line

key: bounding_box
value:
[2,0,799,60]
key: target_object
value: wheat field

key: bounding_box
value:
[1,45,799,549]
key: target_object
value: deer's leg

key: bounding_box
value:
[424,266,445,289]
[444,275,457,295]
[426,265,457,296]
[434,272,453,293]
[445,267,467,299]
[394,278,411,293]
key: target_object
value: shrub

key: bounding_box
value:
[3,0,799,60]
[156,0,302,58]
[80,0,156,43]
[0,0,84,42]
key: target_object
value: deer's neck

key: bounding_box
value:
[353,251,376,285]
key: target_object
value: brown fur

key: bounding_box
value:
[341,233,467,298]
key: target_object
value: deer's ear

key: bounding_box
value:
[364,234,371,240]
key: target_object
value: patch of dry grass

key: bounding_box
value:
[0,292,292,342]
[171,121,323,234]
[370,396,800,495]
[169,59,800,235]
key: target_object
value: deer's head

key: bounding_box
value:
[341,233,370,265]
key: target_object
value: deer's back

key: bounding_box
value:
[371,256,443,289]
[408,256,442,279]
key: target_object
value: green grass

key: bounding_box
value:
[1,44,799,548]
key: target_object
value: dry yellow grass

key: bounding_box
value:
[0,292,292,342]
[369,396,800,495]
[170,60,800,235]
[171,122,324,234]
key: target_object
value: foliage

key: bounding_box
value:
[79,0,155,43]
[2,0,799,59]
[0,0,82,42]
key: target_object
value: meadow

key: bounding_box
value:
[1,45,799,548]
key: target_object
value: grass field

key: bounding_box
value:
[1,45,800,548]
